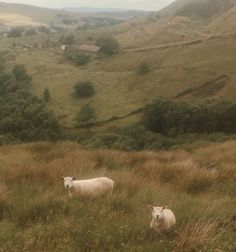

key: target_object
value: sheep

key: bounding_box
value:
[149,206,176,232]
[62,176,115,199]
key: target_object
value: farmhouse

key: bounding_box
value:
[76,44,100,54]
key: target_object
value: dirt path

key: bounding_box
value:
[124,32,236,53]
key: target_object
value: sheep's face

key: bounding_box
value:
[62,177,76,189]
[150,206,166,221]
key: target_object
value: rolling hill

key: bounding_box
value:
[0,2,80,26]
[208,4,236,33]
[0,0,236,129]
[158,0,236,20]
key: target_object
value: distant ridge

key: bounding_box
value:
[0,2,79,24]
[63,7,149,14]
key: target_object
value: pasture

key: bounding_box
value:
[0,13,44,27]
[0,141,235,251]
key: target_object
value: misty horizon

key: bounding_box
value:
[0,0,175,11]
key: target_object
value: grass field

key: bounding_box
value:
[0,2,236,129]
[1,32,235,128]
[0,3,80,25]
[0,141,235,251]
[0,13,44,27]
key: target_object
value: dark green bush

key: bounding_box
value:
[43,88,51,102]
[0,63,60,141]
[25,29,37,36]
[75,104,96,127]
[38,26,50,34]
[142,97,236,135]
[8,27,24,37]
[137,63,151,75]
[65,53,91,66]
[97,36,119,56]
[59,34,75,45]
[12,65,32,83]
[74,81,95,98]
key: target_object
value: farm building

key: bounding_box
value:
[76,44,100,54]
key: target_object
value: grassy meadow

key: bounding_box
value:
[1,27,235,129]
[0,141,235,251]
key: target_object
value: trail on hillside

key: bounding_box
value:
[124,32,236,52]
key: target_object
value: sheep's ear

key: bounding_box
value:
[72,177,76,180]
[162,206,167,211]
[148,205,155,210]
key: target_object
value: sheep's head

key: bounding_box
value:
[149,206,166,221]
[62,177,76,189]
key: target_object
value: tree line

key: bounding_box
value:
[0,63,60,143]
[142,97,236,135]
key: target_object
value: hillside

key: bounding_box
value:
[0,1,236,129]
[0,2,80,26]
[116,15,207,49]
[208,5,236,33]
[159,0,236,20]
[0,141,235,251]
[2,31,235,128]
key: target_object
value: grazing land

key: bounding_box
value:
[0,13,44,27]
[0,1,236,129]
[0,141,235,251]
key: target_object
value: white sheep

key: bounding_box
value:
[62,176,115,199]
[149,206,176,232]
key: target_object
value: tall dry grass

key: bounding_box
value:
[173,218,221,252]
[0,141,235,251]
[0,183,8,204]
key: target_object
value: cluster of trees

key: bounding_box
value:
[79,124,235,151]
[142,98,236,135]
[59,34,75,45]
[76,17,122,31]
[0,63,60,143]
[8,27,25,38]
[7,26,52,38]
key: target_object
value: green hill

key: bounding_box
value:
[159,0,236,20]
[0,1,236,129]
[0,2,80,26]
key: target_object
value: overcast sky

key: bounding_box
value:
[1,0,175,11]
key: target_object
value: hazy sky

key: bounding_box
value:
[1,0,175,11]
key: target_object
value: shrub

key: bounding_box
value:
[74,81,95,98]
[137,62,151,75]
[75,104,96,127]
[97,36,119,56]
[65,53,91,66]
[0,62,60,141]
[8,27,24,37]
[25,29,37,36]
[83,133,122,149]
[12,64,32,83]
[142,97,236,135]
[75,54,91,66]
[43,88,51,102]
[59,34,75,45]
[38,26,50,34]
